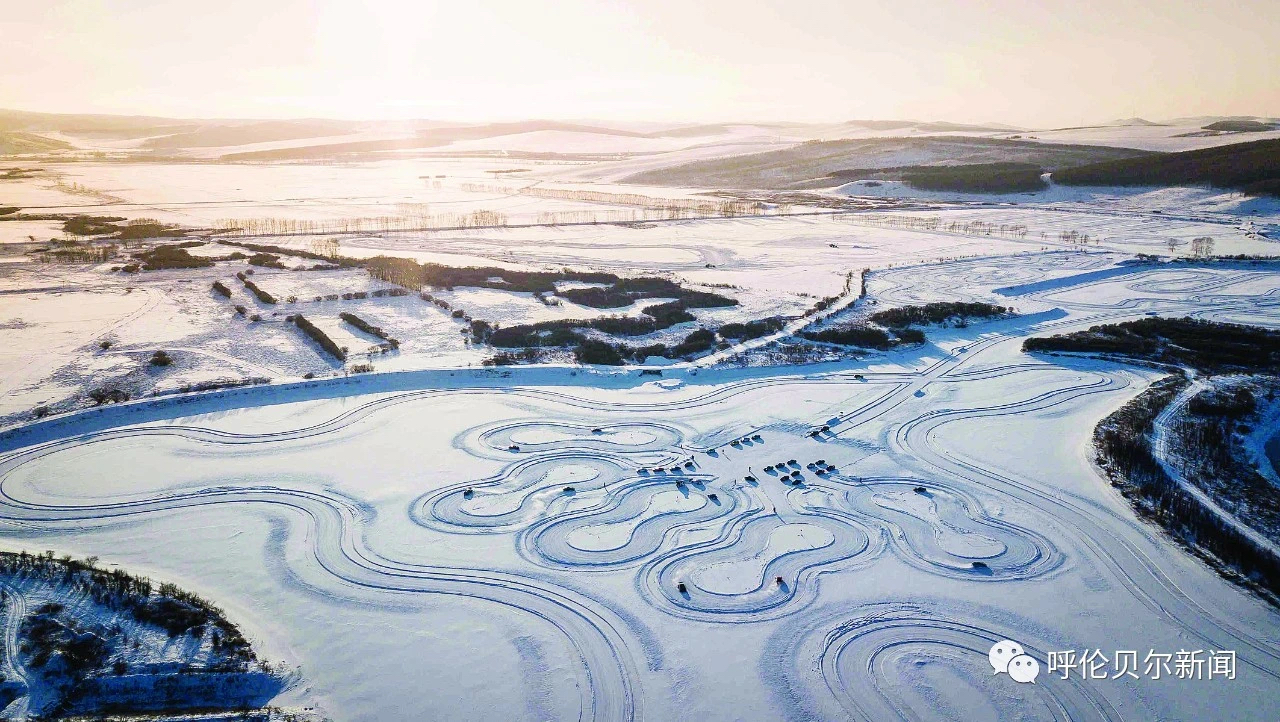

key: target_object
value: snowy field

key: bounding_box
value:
[2,249,1280,720]
[3,117,1280,718]
[3,202,1275,429]
[0,158,786,250]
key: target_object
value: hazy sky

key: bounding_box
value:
[2,0,1277,128]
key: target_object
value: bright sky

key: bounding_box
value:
[2,0,1277,128]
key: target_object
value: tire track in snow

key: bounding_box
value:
[0,448,640,722]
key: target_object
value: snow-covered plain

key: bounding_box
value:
[2,249,1280,720]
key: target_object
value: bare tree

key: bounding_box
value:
[1190,236,1215,258]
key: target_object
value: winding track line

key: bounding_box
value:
[0,581,30,719]
[765,602,1123,722]
[885,347,1280,682]
[1150,376,1280,558]
[0,456,639,722]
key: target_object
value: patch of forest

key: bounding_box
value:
[0,550,280,718]
[1201,120,1275,132]
[1171,379,1280,545]
[620,136,1148,190]
[367,256,734,312]
[833,163,1048,193]
[483,316,786,366]
[555,276,736,309]
[1052,138,1280,197]
[363,255,617,293]
[1022,317,1280,373]
[0,213,190,240]
[1093,376,1280,606]
[361,255,745,363]
[133,243,215,271]
[868,301,1009,328]
[797,300,1004,351]
[801,325,906,350]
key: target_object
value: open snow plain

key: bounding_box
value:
[3,246,1280,720]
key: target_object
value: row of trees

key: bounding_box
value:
[848,213,1113,248]
[868,301,1008,328]
[213,208,511,236]
[460,183,771,219]
[340,311,400,350]
[364,255,617,293]
[534,209,662,225]
[847,214,943,232]
[292,314,345,361]
[236,273,277,304]
[36,242,119,263]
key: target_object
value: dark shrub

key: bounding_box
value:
[671,328,716,357]
[574,339,625,365]
[88,388,130,405]
[63,215,125,236]
[247,252,285,268]
[135,244,214,271]
[340,312,399,349]
[802,325,894,349]
[133,597,210,637]
[718,317,785,340]
[470,319,493,341]
[630,343,670,362]
[241,278,277,304]
[869,302,1006,328]
[294,314,346,361]
[893,327,926,344]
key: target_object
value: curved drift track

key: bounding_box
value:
[2,254,1280,720]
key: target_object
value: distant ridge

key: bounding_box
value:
[843,119,1018,133]
[0,131,74,154]
[1164,115,1280,127]
[622,136,1148,190]
[1107,117,1166,127]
